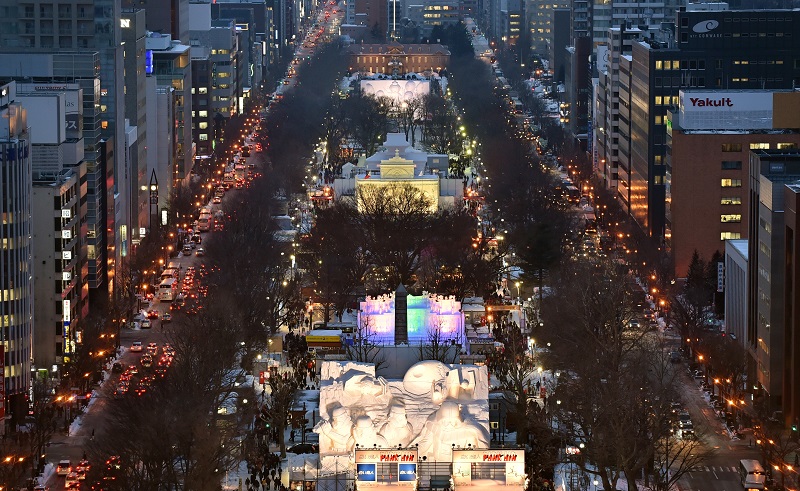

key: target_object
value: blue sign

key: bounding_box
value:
[398,464,417,481]
[357,464,376,482]
[145,50,153,74]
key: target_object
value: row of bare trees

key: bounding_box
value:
[303,183,508,324]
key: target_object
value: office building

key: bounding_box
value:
[527,0,568,55]
[122,0,190,43]
[782,182,800,431]
[747,150,800,420]
[191,45,214,157]
[667,89,800,277]
[0,1,129,303]
[0,82,34,427]
[724,239,748,347]
[121,8,150,245]
[0,52,111,306]
[549,8,570,84]
[145,76,176,217]
[189,4,241,135]
[146,31,194,186]
[625,8,800,243]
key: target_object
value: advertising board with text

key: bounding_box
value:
[354,449,418,486]
[679,90,774,130]
[452,449,525,487]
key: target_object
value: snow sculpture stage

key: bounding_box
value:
[358,290,465,345]
[314,360,490,467]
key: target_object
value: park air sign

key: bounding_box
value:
[355,449,418,486]
[452,449,526,487]
[679,90,774,131]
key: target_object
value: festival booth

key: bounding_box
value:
[355,449,418,488]
[451,449,526,490]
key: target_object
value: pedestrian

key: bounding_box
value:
[290,429,295,442]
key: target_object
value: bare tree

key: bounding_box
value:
[418,322,460,364]
[396,95,424,146]
[486,321,537,444]
[260,367,301,458]
[345,314,386,371]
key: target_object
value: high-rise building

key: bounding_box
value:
[146,31,194,187]
[121,8,150,245]
[0,82,34,428]
[14,83,87,374]
[0,0,130,304]
[782,181,800,431]
[667,89,800,277]
[747,150,800,423]
[0,52,110,307]
[122,0,190,43]
[624,8,800,243]
[526,0,568,57]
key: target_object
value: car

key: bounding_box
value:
[33,485,50,491]
[196,247,205,257]
[161,311,172,323]
[212,196,222,204]
[146,310,159,319]
[130,342,143,353]
[65,471,80,486]
[57,460,72,476]
[65,483,81,490]
[147,342,159,354]
[182,243,193,255]
[141,318,152,329]
[141,355,153,368]
[191,234,202,244]
[112,362,125,373]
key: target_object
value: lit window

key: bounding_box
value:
[721,214,742,223]
[721,232,742,240]
[198,110,208,118]
[777,143,797,149]
[198,122,208,130]
[721,197,742,205]
[721,179,742,187]
[101,121,108,129]
[199,133,208,141]
[750,143,770,150]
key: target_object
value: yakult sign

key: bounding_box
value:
[679,90,774,130]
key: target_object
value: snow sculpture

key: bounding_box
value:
[348,415,388,449]
[402,360,450,397]
[379,404,415,447]
[314,406,355,455]
[412,401,490,462]
[316,360,489,463]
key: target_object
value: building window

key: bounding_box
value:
[777,143,797,149]
[199,133,208,141]
[198,122,208,130]
[750,143,770,150]
[198,110,208,118]
[760,240,771,258]
[721,143,743,152]
[721,160,742,170]
[721,179,742,187]
[101,120,108,129]
[721,232,742,240]
[198,87,208,94]
[721,197,742,205]
[721,214,742,223]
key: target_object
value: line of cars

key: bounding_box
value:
[670,401,695,440]
[56,458,91,489]
[118,342,175,397]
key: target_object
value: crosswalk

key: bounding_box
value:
[687,466,738,473]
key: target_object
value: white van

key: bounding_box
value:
[739,459,766,490]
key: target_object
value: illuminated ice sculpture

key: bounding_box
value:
[315,360,489,466]
[357,288,465,345]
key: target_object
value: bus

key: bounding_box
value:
[161,268,180,281]
[738,460,765,490]
[158,278,179,302]
[197,213,213,232]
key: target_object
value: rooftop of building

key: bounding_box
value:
[752,149,800,159]
[726,238,748,258]
[344,42,450,56]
